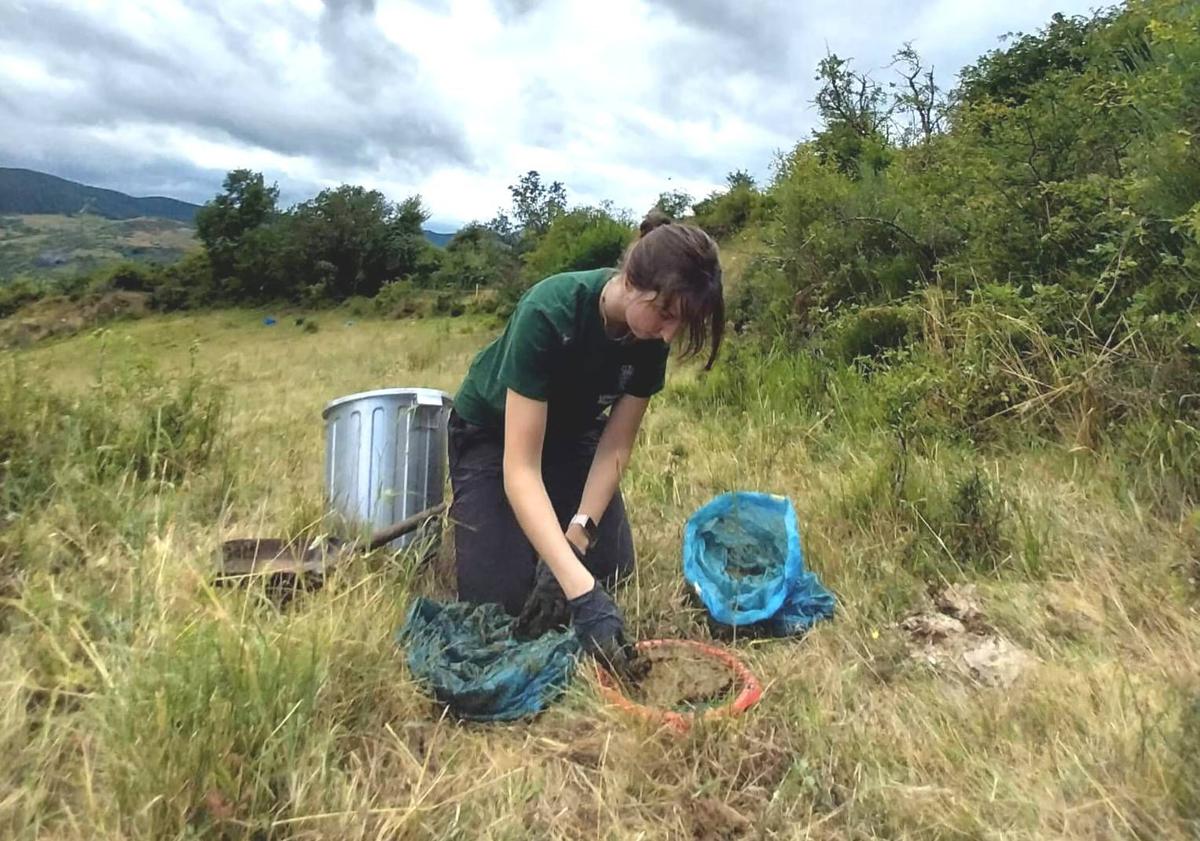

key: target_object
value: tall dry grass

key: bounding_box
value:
[0,309,1196,839]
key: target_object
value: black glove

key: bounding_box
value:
[513,559,571,640]
[568,581,648,684]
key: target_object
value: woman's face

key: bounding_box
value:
[624,289,682,343]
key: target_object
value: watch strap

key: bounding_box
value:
[569,513,597,542]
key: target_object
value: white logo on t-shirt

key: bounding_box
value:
[617,364,634,391]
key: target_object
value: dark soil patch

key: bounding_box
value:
[629,647,737,712]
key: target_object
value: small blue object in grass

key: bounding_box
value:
[683,492,835,636]
[263,316,277,326]
[398,597,580,721]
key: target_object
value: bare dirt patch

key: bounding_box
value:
[901,584,1035,688]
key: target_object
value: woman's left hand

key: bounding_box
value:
[568,582,647,684]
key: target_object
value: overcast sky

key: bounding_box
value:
[1,0,1103,231]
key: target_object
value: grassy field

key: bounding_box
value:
[1,308,1198,839]
[0,214,198,280]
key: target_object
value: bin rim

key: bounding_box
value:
[322,387,454,419]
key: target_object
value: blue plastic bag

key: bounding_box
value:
[763,570,838,635]
[397,597,580,722]
[683,492,835,635]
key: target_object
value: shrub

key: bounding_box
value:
[521,206,634,282]
[943,469,1010,572]
[830,305,920,361]
[98,262,161,293]
[374,279,418,318]
[0,277,44,318]
[342,296,373,318]
[149,251,215,312]
[692,183,765,238]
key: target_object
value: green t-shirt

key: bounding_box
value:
[454,268,669,436]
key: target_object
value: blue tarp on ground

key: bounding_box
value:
[683,492,836,636]
[397,597,580,721]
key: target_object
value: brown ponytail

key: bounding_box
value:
[620,210,724,369]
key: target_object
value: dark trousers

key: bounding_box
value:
[448,409,635,615]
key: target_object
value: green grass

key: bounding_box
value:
[0,310,1197,839]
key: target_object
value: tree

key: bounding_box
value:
[194,170,279,286]
[956,12,1098,107]
[521,206,634,283]
[726,170,756,190]
[385,195,435,282]
[814,54,891,139]
[889,44,943,146]
[654,189,693,218]
[485,210,520,247]
[287,187,432,299]
[691,172,764,238]
[508,170,566,241]
[812,54,893,176]
[432,223,520,291]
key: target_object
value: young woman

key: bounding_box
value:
[448,211,724,674]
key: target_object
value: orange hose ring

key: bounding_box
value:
[593,639,763,733]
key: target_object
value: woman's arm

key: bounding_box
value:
[567,395,650,551]
[503,389,595,599]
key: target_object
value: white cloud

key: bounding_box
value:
[0,0,1101,229]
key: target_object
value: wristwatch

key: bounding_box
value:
[569,513,598,545]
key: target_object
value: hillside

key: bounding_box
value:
[0,169,459,280]
[0,213,200,280]
[0,167,201,222]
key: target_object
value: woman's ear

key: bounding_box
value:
[621,274,643,301]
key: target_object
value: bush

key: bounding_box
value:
[462,286,503,315]
[830,305,921,361]
[97,262,161,293]
[374,279,418,318]
[521,206,634,282]
[342,296,373,318]
[692,184,766,238]
[942,469,1010,573]
[0,277,44,318]
[149,251,215,312]
[431,225,520,292]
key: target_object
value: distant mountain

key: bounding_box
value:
[0,167,201,223]
[423,230,454,247]
[0,167,455,245]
